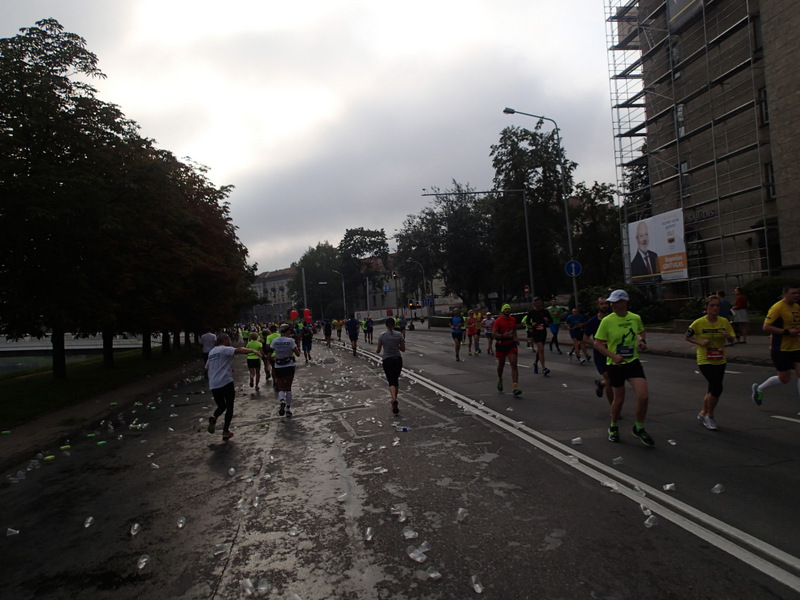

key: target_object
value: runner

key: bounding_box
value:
[301,323,314,362]
[493,304,522,396]
[345,313,361,356]
[565,307,589,363]
[583,297,613,406]
[732,287,750,343]
[525,297,552,375]
[466,310,480,356]
[546,298,564,355]
[245,331,264,391]
[323,320,332,347]
[376,316,406,415]
[264,324,280,389]
[594,289,654,446]
[751,285,800,407]
[685,296,736,430]
[205,333,255,441]
[365,315,374,344]
[450,307,465,361]
[334,318,343,342]
[270,324,301,417]
[481,312,495,355]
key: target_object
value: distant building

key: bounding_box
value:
[246,267,296,324]
[606,0,799,297]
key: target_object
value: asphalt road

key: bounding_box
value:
[1,330,799,599]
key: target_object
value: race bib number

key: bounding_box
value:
[706,348,724,361]
[616,344,634,359]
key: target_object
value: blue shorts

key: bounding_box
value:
[593,351,607,374]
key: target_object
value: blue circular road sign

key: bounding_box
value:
[565,260,582,278]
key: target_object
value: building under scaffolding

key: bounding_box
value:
[604,0,799,299]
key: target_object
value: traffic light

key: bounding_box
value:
[415,302,421,308]
[408,300,414,308]
[392,271,398,279]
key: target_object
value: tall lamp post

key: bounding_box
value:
[406,258,431,329]
[503,107,579,304]
[332,270,347,318]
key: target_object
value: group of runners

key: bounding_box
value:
[200,282,800,449]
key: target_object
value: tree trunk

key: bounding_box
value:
[161,330,171,353]
[51,326,67,380]
[185,330,192,351]
[173,331,181,351]
[102,327,114,368]
[141,327,152,359]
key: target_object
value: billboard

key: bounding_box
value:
[629,209,688,284]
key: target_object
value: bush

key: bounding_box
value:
[679,297,706,320]
[638,300,672,324]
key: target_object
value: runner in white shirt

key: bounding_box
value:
[205,332,255,441]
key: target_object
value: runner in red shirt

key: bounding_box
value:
[492,304,522,396]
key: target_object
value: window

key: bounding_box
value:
[764,162,776,201]
[758,87,769,126]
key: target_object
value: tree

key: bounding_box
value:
[288,242,341,319]
[489,125,577,300]
[568,182,623,287]
[337,228,388,314]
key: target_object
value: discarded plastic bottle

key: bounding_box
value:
[470,574,484,593]
[176,517,186,529]
[256,579,271,595]
[228,468,236,477]
[711,483,725,494]
[84,516,95,528]
[130,523,141,536]
[406,545,427,563]
[417,540,431,553]
[373,467,388,474]
[662,483,676,492]
[241,578,256,596]
[150,463,160,470]
[644,515,659,528]
[456,507,468,522]
[288,525,299,537]
[337,493,348,503]
[425,566,442,580]
[612,456,624,466]
[402,526,418,539]
[639,503,652,516]
[571,437,582,445]
[7,528,20,536]
[137,554,149,570]
[365,527,374,541]
[395,426,410,432]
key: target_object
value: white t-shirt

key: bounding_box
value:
[200,332,217,353]
[206,345,237,390]
[271,336,297,368]
[481,317,495,335]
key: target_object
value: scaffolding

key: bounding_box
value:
[604,0,775,298]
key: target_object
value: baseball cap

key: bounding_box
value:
[607,289,630,303]
[501,303,511,312]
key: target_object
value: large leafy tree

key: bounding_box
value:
[0,20,256,376]
[569,182,623,287]
[489,125,577,300]
[337,228,388,315]
[287,242,341,319]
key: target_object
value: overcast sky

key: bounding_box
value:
[2,1,618,274]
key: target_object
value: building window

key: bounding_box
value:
[680,161,690,194]
[676,103,685,137]
[758,87,769,126]
[764,162,776,201]
[751,14,763,53]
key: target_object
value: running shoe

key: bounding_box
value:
[568,351,574,361]
[533,363,539,374]
[557,349,563,355]
[542,368,551,376]
[579,357,586,365]
[595,379,604,398]
[512,387,522,396]
[391,400,399,415]
[751,383,763,406]
[632,426,655,446]
[456,355,461,362]
[497,380,503,392]
[705,416,718,430]
[279,401,286,416]
[608,425,620,442]
[207,416,216,434]
[286,409,293,418]
[222,431,234,441]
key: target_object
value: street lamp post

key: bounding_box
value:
[503,107,579,304]
[332,270,347,318]
[406,258,431,329]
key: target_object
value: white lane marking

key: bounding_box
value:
[772,415,800,424]
[389,357,800,594]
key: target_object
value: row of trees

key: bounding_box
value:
[0,20,256,378]
[286,123,623,316]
